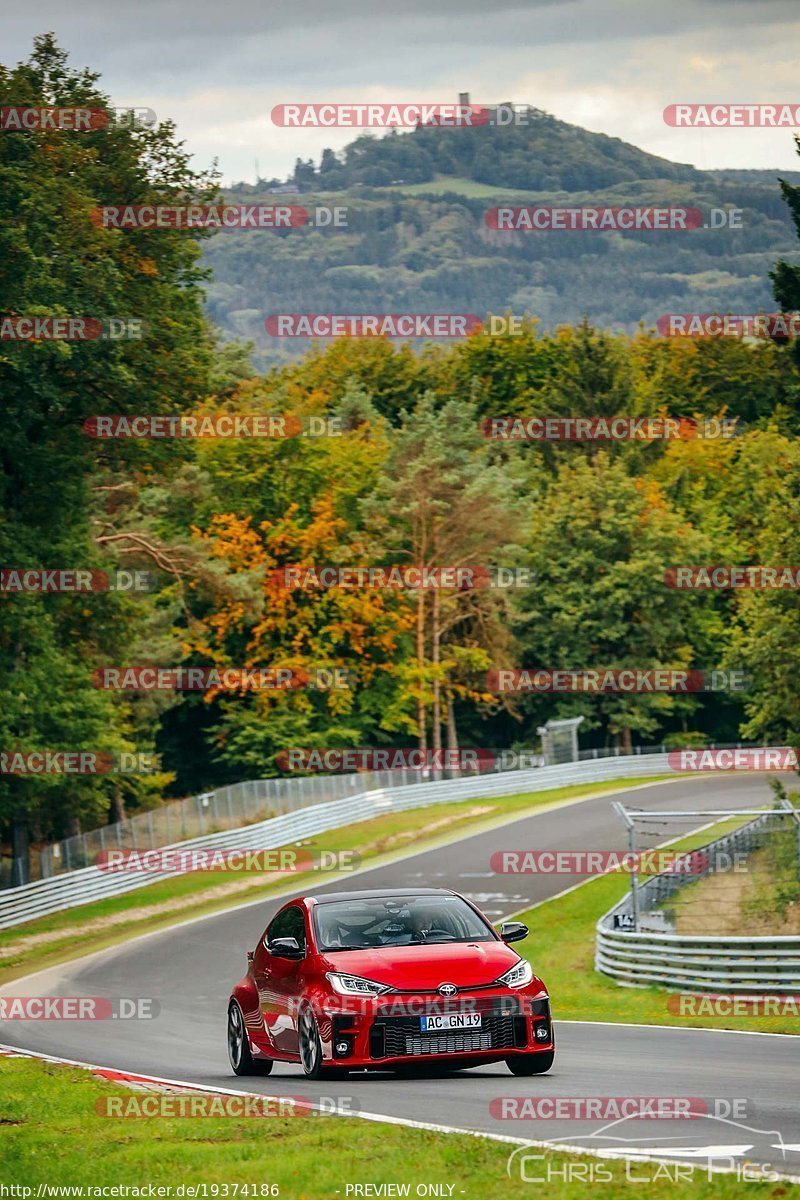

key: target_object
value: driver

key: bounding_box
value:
[408,908,434,941]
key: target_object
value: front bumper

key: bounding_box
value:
[316,988,553,1067]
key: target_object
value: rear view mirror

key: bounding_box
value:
[500,921,528,944]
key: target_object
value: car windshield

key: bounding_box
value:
[312,895,496,951]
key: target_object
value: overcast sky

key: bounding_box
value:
[5,0,800,184]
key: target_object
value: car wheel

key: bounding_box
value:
[228,1000,273,1076]
[506,1050,555,1076]
[298,1003,330,1080]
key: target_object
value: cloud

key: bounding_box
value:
[3,0,799,180]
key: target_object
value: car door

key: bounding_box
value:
[253,905,307,1055]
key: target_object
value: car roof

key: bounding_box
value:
[308,888,457,906]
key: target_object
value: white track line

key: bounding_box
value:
[3,1042,798,1183]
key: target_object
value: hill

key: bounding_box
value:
[203,104,800,366]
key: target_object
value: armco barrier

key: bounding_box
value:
[26,768,426,886]
[595,926,800,992]
[0,753,672,930]
[596,814,800,992]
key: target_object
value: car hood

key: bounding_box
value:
[320,940,538,990]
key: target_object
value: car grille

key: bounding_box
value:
[403,1031,493,1055]
[370,1005,526,1059]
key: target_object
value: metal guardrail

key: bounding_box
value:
[0,752,674,930]
[3,739,758,888]
[596,814,800,992]
[4,769,433,888]
[595,927,800,993]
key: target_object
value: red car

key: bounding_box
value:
[227,887,554,1078]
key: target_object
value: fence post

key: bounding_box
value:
[778,797,800,883]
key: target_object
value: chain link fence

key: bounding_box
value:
[0,769,436,889]
[0,739,757,891]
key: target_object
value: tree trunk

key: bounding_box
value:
[431,589,442,779]
[109,785,125,825]
[416,588,427,755]
[620,727,633,754]
[446,694,459,777]
[11,809,29,886]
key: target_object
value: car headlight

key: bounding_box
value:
[496,959,534,989]
[326,972,392,996]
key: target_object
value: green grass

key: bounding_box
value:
[1,1055,785,1195]
[381,176,549,200]
[0,777,670,985]
[514,817,800,1034]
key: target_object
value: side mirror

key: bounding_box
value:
[268,936,304,959]
[500,921,528,944]
[246,950,254,963]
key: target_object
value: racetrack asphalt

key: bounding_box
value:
[2,772,799,1177]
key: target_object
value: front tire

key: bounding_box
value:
[228,1000,273,1076]
[298,1003,325,1079]
[297,1004,348,1079]
[506,1050,555,1076]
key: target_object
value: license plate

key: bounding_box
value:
[420,1013,482,1032]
